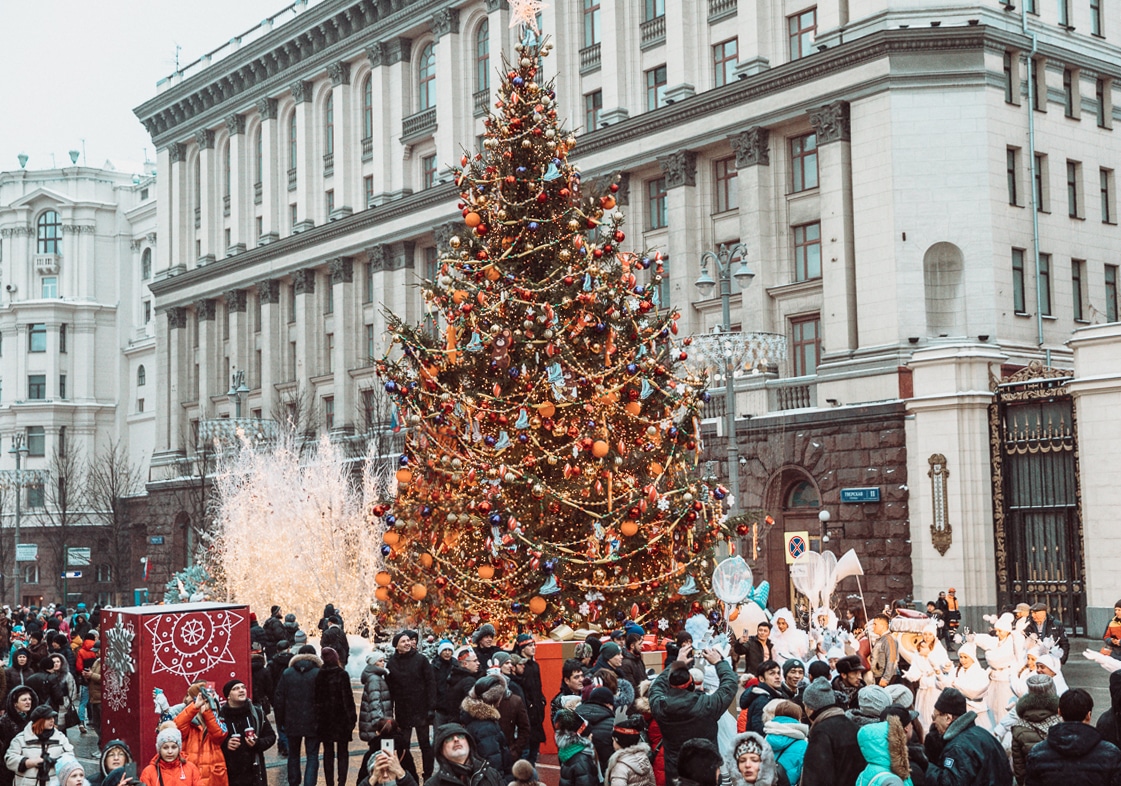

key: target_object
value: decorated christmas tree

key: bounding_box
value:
[374,16,728,635]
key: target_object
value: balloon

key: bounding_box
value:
[711,556,753,605]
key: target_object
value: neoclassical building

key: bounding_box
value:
[0,161,157,605]
[135,0,1121,630]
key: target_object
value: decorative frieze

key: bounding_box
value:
[61,224,96,234]
[329,257,355,284]
[292,269,317,294]
[167,143,186,163]
[327,61,351,86]
[431,8,460,38]
[809,100,851,144]
[290,80,312,104]
[224,289,248,313]
[147,232,158,244]
[195,299,217,321]
[167,307,188,330]
[367,245,388,272]
[256,97,278,120]
[257,279,281,304]
[366,42,384,68]
[195,129,215,150]
[130,239,144,251]
[657,150,697,189]
[729,127,770,168]
[0,226,32,238]
[225,114,246,136]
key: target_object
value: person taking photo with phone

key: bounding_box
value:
[218,680,275,786]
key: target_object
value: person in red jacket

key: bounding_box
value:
[174,684,228,786]
[141,724,202,786]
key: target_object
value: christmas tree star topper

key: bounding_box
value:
[509,0,547,33]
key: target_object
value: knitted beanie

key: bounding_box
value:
[801,677,837,712]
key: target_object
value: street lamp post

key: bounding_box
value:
[694,243,755,521]
[8,434,29,605]
[227,370,250,418]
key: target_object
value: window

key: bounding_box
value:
[1072,259,1086,320]
[584,91,603,131]
[1031,58,1045,111]
[1039,253,1052,316]
[37,211,61,254]
[362,388,377,429]
[144,301,151,323]
[26,426,45,457]
[714,157,738,213]
[790,133,818,192]
[476,20,490,94]
[60,323,66,353]
[255,217,263,243]
[583,0,601,48]
[324,396,335,430]
[288,281,297,322]
[97,564,112,583]
[1102,168,1115,223]
[1007,147,1020,205]
[223,142,231,197]
[790,315,821,376]
[288,111,298,170]
[793,222,822,281]
[1012,248,1027,313]
[290,203,298,229]
[1067,160,1082,218]
[255,128,264,184]
[1034,153,1049,211]
[423,247,439,337]
[324,93,334,155]
[138,365,147,386]
[58,426,66,457]
[418,43,436,111]
[325,279,334,314]
[365,175,375,208]
[28,323,46,352]
[1058,0,1070,26]
[367,323,376,361]
[713,39,738,88]
[647,177,668,230]
[326,333,335,373]
[23,564,39,585]
[1025,0,1037,13]
[788,8,817,61]
[1091,0,1103,35]
[326,189,335,216]
[365,261,375,303]
[1097,79,1112,128]
[141,247,152,280]
[1003,51,1017,104]
[288,341,297,379]
[422,154,438,189]
[28,375,46,400]
[646,65,668,111]
[1062,68,1079,118]
[644,0,665,20]
[41,277,57,299]
[58,375,66,400]
[1106,265,1119,322]
[194,156,201,213]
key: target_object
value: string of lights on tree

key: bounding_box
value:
[373,14,730,634]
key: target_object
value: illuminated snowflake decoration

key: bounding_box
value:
[145,609,242,686]
[103,616,136,712]
[658,618,669,631]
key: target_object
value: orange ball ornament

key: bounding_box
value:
[375,586,390,602]
[625,401,642,416]
[621,521,639,537]
[395,468,412,484]
[478,565,495,580]
[537,402,556,418]
[420,553,434,568]
[375,571,392,586]
[464,212,482,227]
[592,440,610,458]
[648,462,664,476]
[383,531,400,546]
[528,596,548,615]
[410,583,428,601]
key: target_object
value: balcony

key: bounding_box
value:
[640,15,666,49]
[579,44,602,74]
[767,376,818,411]
[401,106,437,143]
[33,254,60,275]
[323,152,334,177]
[473,89,490,118]
[699,374,818,424]
[361,137,373,162]
[708,0,737,21]
[287,167,297,191]
[222,194,230,217]
[253,181,262,204]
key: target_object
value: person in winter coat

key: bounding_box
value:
[0,688,38,786]
[923,688,1012,786]
[576,687,616,771]
[799,677,865,786]
[361,743,420,786]
[89,740,133,786]
[25,658,64,719]
[248,614,267,654]
[424,723,505,786]
[736,623,777,677]
[551,661,586,724]
[318,605,343,633]
[321,617,350,666]
[590,644,626,686]
[446,649,482,726]
[617,636,647,694]
[724,732,790,786]
[472,625,502,668]
[461,675,513,779]
[386,630,436,781]
[762,701,808,786]
[6,650,34,689]
[493,671,530,764]
[359,650,394,743]
[1097,670,1121,748]
[880,707,928,786]
[553,709,601,786]
[741,661,787,735]
[512,636,547,765]
[173,685,229,786]
[315,647,356,786]
[632,691,663,786]
[5,705,75,786]
[603,718,653,786]
[140,725,202,786]
[1010,686,1061,784]
[218,679,276,786]
[1023,604,1070,665]
[274,646,322,786]
[263,606,286,659]
[1025,688,1121,786]
[282,613,302,645]
[432,641,457,726]
[854,717,913,786]
[846,687,894,730]
[648,645,737,783]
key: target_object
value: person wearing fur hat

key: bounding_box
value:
[723,732,789,786]
[461,675,513,778]
[274,645,322,786]
[88,740,133,786]
[359,650,394,743]
[553,709,600,786]
[832,656,869,711]
[473,625,502,666]
[425,723,505,786]
[5,705,75,786]
[140,724,201,786]
[761,701,807,785]
[218,679,276,786]
[509,759,545,786]
[492,664,531,765]
[800,677,865,786]
[1010,675,1060,784]
[603,717,653,786]
[576,686,617,771]
[315,648,357,786]
[923,687,1011,786]
[0,686,39,786]
[386,630,436,781]
[512,636,547,766]
[853,716,913,786]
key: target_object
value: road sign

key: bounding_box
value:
[15,544,37,562]
[61,571,82,579]
[149,536,165,545]
[67,547,91,566]
[785,531,810,564]
[840,487,881,503]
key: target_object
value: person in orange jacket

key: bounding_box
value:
[174,684,228,786]
[142,724,202,786]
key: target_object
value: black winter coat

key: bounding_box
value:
[617,651,646,689]
[219,700,276,786]
[359,664,393,742]
[576,701,615,771]
[425,723,506,786]
[1025,722,1121,786]
[741,683,786,735]
[924,711,1013,786]
[648,659,738,782]
[1023,616,1070,664]
[445,665,479,719]
[460,697,511,778]
[800,706,865,786]
[0,686,37,786]
[386,649,436,726]
[513,659,547,746]
[1097,670,1121,748]
[262,615,286,657]
[273,653,321,737]
[267,651,293,705]
[433,655,456,713]
[250,654,273,713]
[315,664,357,742]
[557,733,601,786]
[321,625,350,665]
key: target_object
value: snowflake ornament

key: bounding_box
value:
[579,602,591,616]
[105,616,137,676]
[658,618,669,631]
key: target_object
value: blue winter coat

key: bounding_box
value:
[765,716,809,785]
[855,721,913,786]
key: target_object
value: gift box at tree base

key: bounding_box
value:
[99,603,252,761]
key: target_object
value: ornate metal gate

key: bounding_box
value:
[990,362,1085,634]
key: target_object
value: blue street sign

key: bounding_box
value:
[61,571,82,579]
[840,487,881,503]
[149,536,165,545]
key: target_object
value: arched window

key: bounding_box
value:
[418,43,436,110]
[138,365,147,386]
[324,93,334,155]
[288,111,298,170]
[141,248,152,280]
[255,128,263,184]
[784,479,820,509]
[37,210,61,254]
[476,21,490,94]
[363,76,373,139]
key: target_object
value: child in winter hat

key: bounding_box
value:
[55,756,89,786]
[509,759,545,786]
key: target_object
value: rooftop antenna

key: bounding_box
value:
[174,43,182,72]
[82,139,87,165]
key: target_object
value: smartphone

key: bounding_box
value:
[381,738,395,757]
[123,762,138,781]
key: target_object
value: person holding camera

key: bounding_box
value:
[4,705,74,786]
[218,680,275,786]
[173,685,228,786]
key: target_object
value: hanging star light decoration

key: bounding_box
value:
[508,0,546,33]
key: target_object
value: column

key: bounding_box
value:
[225,114,247,254]
[598,1,632,124]
[327,62,355,218]
[729,127,778,334]
[195,130,216,264]
[256,98,280,244]
[657,151,701,331]
[664,1,696,103]
[162,307,188,452]
[195,299,217,415]
[734,2,772,77]
[329,257,355,432]
[225,290,248,392]
[809,100,858,357]
[256,280,281,419]
[431,9,462,178]
[156,147,174,273]
[384,38,413,198]
[292,269,318,390]
[290,80,316,232]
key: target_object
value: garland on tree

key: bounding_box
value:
[374,28,729,634]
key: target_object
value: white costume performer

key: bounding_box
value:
[903,645,942,731]
[1035,653,1069,695]
[810,607,849,657]
[770,608,811,662]
[974,613,1019,724]
[942,642,992,728]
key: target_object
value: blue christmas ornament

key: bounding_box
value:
[490,513,503,526]
[385,515,397,526]
[399,455,409,466]
[384,381,397,393]
[528,222,539,231]
[513,76,524,87]
[381,545,392,556]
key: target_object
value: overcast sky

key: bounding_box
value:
[0,1,289,174]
